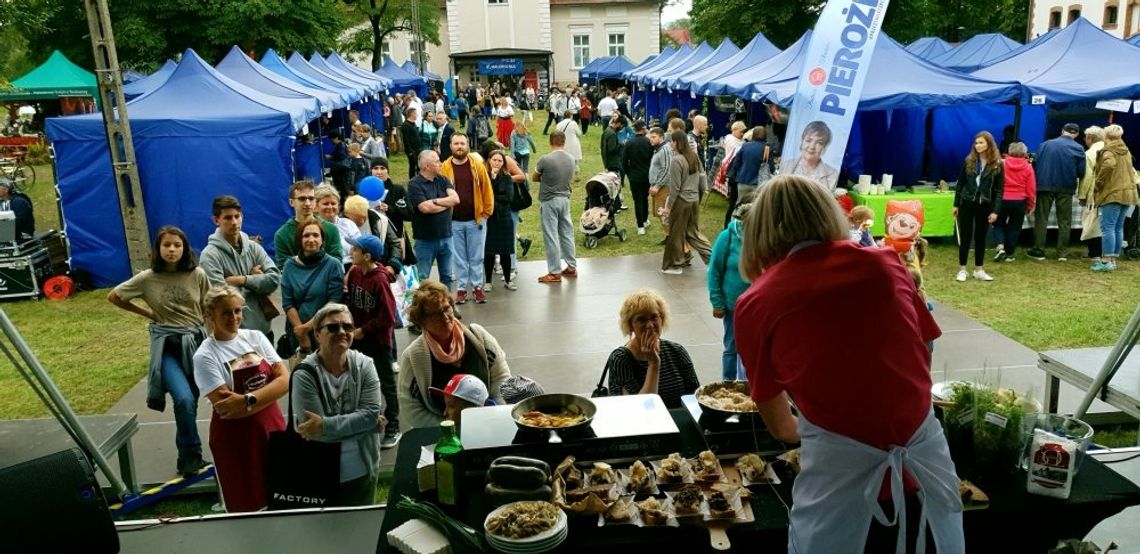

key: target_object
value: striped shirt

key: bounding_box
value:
[605,340,700,409]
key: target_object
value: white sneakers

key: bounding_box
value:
[662,268,683,275]
[637,226,646,235]
[956,269,994,282]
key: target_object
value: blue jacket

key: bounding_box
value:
[728,141,773,187]
[1033,135,1086,192]
[706,220,750,311]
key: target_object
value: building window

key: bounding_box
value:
[488,0,508,4]
[380,40,391,60]
[608,33,626,57]
[1068,5,1082,23]
[572,33,591,69]
[1105,2,1120,27]
[1050,8,1063,29]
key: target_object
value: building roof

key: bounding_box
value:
[664,29,692,45]
[449,48,554,60]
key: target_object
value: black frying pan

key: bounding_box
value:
[695,381,762,424]
[510,393,597,444]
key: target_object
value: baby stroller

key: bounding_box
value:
[579,171,628,248]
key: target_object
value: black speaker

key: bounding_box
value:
[0,447,119,552]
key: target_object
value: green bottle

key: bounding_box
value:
[434,419,464,508]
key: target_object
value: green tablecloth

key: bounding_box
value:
[849,189,956,237]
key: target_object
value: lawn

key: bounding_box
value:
[1,113,1138,421]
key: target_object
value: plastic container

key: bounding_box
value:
[1022,414,1094,474]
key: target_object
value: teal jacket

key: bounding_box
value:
[706,220,750,311]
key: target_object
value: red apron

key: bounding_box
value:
[209,357,286,512]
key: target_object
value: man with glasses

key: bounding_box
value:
[407,150,460,290]
[273,180,343,267]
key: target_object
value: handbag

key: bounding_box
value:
[266,363,341,510]
[511,180,533,211]
[1081,205,1102,241]
[591,364,610,398]
[257,294,282,321]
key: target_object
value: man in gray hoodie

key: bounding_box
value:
[199,195,282,338]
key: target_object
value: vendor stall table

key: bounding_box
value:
[1040,348,1140,421]
[0,414,139,494]
[378,406,1140,553]
[849,189,956,237]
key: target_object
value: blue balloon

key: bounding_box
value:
[358,176,386,201]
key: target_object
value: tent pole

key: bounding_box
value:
[1013,101,1023,140]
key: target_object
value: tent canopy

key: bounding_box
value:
[375,56,429,95]
[929,32,1021,72]
[577,56,612,82]
[905,37,954,60]
[973,18,1140,104]
[1130,34,1140,46]
[123,60,177,100]
[400,61,443,82]
[704,32,811,98]
[623,45,678,80]
[216,46,331,116]
[752,34,1021,111]
[639,43,708,86]
[287,52,370,99]
[326,52,398,92]
[660,39,739,90]
[0,51,97,102]
[122,70,147,84]
[677,32,780,94]
[261,49,353,106]
[579,56,636,84]
[308,52,388,94]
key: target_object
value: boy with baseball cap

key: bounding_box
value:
[429,374,491,426]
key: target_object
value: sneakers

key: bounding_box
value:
[456,290,468,304]
[1004,256,1015,262]
[1092,261,1115,272]
[561,266,578,278]
[1057,256,1068,262]
[519,237,533,257]
[505,281,518,291]
[380,430,402,450]
[1027,248,1046,261]
[177,455,210,477]
[662,267,684,275]
[537,273,562,283]
[637,226,646,236]
[484,282,493,292]
[473,287,487,304]
[955,269,968,282]
[973,269,994,281]
[993,250,1006,262]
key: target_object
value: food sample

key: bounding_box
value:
[958,480,989,504]
[555,456,583,490]
[517,408,587,428]
[735,454,768,482]
[485,501,561,539]
[604,496,635,523]
[778,449,801,475]
[637,497,670,526]
[588,462,618,486]
[698,382,758,412]
[707,490,736,519]
[628,460,654,494]
[673,484,703,515]
[694,450,722,481]
[656,453,689,483]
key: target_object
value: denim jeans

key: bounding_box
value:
[540,197,577,274]
[721,310,746,381]
[510,210,520,268]
[451,220,487,291]
[161,352,202,457]
[415,237,454,290]
[1099,203,1128,257]
[514,152,531,173]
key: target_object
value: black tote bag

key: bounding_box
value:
[266,363,341,510]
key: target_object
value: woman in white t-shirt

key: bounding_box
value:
[495,96,515,148]
[193,285,289,512]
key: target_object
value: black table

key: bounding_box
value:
[378,409,1140,553]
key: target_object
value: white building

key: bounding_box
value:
[350,0,663,88]
[1029,0,1140,39]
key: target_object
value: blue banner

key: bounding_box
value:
[478,58,524,76]
[780,0,891,190]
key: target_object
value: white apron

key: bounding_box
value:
[788,409,965,554]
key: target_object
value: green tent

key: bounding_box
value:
[0,50,98,104]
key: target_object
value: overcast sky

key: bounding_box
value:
[661,0,692,25]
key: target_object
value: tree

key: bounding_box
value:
[339,0,442,71]
[689,0,824,48]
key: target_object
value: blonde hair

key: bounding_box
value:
[406,279,454,327]
[343,195,370,217]
[618,289,670,336]
[314,183,340,203]
[1105,124,1124,139]
[348,143,362,155]
[739,175,848,280]
[205,284,243,312]
[731,121,746,134]
[849,205,873,224]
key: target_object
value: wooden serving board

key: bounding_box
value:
[701,499,755,551]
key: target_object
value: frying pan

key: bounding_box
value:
[510,393,597,444]
[695,381,762,425]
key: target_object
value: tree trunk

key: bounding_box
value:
[371,15,383,71]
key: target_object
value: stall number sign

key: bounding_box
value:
[1031,95,1046,105]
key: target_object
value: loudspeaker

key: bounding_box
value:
[0,447,119,552]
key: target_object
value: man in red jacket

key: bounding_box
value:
[346,234,401,448]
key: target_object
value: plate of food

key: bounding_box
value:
[652,452,694,486]
[703,487,744,521]
[484,500,568,552]
[734,453,781,486]
[635,496,679,527]
[691,450,726,483]
[598,494,640,527]
[668,483,707,518]
[621,460,659,497]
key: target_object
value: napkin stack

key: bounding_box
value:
[387,519,450,554]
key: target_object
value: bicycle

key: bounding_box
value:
[0,147,35,187]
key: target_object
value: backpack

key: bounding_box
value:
[476,117,491,143]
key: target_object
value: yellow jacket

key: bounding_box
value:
[439,153,494,223]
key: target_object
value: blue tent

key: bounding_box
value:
[45,49,307,287]
[400,61,444,83]
[973,18,1140,104]
[123,59,176,100]
[309,52,389,95]
[375,56,429,96]
[122,69,147,84]
[676,32,780,95]
[660,39,738,90]
[594,56,635,81]
[623,45,678,80]
[216,46,334,114]
[576,56,610,82]
[905,37,954,60]
[929,33,1021,72]
[261,49,357,106]
[288,52,371,99]
[1130,34,1140,46]
[640,42,708,87]
[704,32,811,98]
[324,52,394,92]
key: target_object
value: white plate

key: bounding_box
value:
[487,527,567,554]
[484,502,568,546]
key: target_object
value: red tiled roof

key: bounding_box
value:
[664,28,691,45]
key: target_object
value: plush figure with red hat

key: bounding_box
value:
[881,200,928,270]
[429,374,491,428]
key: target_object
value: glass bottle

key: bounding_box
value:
[434,419,464,508]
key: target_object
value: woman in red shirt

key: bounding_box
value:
[734,175,963,553]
